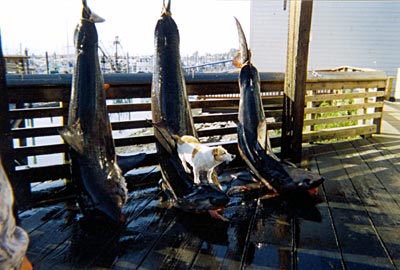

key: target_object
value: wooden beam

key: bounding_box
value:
[395,68,400,102]
[0,34,32,210]
[281,0,313,163]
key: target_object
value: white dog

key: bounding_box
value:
[172,135,235,186]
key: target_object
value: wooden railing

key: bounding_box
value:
[0,71,388,207]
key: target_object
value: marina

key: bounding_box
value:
[1,1,400,269]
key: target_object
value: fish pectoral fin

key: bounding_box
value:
[152,121,176,150]
[58,121,84,154]
[256,120,267,149]
[257,120,280,162]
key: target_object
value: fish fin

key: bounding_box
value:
[151,121,176,153]
[89,11,105,23]
[116,153,146,174]
[257,120,267,149]
[234,17,251,65]
[162,0,172,16]
[82,0,105,23]
[257,120,280,162]
[59,120,84,155]
[283,165,325,190]
[233,50,242,68]
[171,134,181,143]
[73,24,80,47]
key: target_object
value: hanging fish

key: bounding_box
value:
[59,0,127,224]
[234,17,324,194]
[151,0,229,216]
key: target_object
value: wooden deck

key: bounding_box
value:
[19,101,400,270]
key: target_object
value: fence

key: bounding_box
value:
[0,70,388,208]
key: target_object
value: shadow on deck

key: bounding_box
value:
[19,131,400,270]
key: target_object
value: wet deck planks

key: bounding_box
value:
[18,134,400,270]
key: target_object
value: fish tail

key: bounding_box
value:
[162,0,172,16]
[82,0,105,23]
[234,17,251,66]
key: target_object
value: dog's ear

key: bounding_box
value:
[214,147,226,157]
[219,146,227,154]
[212,148,219,157]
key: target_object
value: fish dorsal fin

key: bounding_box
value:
[59,120,84,155]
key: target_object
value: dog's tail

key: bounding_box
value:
[172,135,201,145]
[171,134,181,143]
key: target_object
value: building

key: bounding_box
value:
[4,55,31,74]
[250,0,400,77]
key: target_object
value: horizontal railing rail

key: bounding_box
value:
[0,71,388,208]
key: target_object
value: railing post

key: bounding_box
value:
[395,68,400,102]
[0,35,31,211]
[281,0,313,164]
[385,77,394,101]
[374,86,386,134]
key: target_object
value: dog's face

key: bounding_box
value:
[212,146,236,163]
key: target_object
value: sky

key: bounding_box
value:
[0,0,250,56]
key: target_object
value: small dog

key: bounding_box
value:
[172,135,236,186]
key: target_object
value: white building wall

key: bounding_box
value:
[250,1,288,72]
[250,0,400,77]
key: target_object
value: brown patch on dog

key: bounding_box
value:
[192,145,201,159]
[181,135,200,144]
[172,135,200,145]
[212,148,218,157]
[212,147,224,159]
[213,147,228,162]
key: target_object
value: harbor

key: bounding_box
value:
[1,0,400,269]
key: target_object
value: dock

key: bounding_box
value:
[18,101,400,270]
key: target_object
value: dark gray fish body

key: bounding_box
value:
[235,18,324,194]
[59,1,127,224]
[151,1,229,211]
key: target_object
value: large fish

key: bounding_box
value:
[0,31,32,270]
[235,18,324,194]
[59,0,127,224]
[151,0,229,214]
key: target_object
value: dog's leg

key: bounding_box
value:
[206,169,214,184]
[193,169,201,184]
[179,155,191,173]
